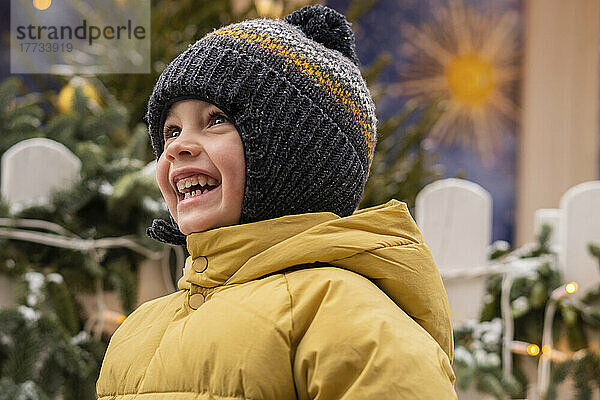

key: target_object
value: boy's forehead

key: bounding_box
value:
[166,100,219,118]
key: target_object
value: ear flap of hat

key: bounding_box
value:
[146,215,186,246]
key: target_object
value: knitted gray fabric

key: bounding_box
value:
[146,4,378,246]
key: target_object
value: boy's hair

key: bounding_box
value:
[146,5,378,246]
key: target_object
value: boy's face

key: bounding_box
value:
[156,99,245,235]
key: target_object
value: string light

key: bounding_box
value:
[511,341,540,357]
[541,344,551,355]
[103,309,127,325]
[512,341,571,363]
[527,344,540,356]
[550,281,579,300]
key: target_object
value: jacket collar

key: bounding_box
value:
[178,210,339,289]
[178,199,454,362]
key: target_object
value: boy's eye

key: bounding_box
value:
[163,112,229,142]
[163,125,180,141]
[208,111,229,126]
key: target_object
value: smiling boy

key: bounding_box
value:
[97,5,457,399]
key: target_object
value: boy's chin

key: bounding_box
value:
[176,215,216,235]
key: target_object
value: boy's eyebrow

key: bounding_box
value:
[165,108,176,120]
[166,103,221,117]
[206,104,221,113]
[164,104,222,123]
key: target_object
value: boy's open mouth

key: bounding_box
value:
[175,174,221,202]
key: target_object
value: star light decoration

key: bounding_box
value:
[392,0,521,165]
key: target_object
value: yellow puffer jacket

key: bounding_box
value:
[96,199,457,399]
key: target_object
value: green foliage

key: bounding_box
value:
[522,224,553,258]
[453,319,524,399]
[0,77,45,156]
[545,251,600,400]
[489,241,511,260]
[480,257,562,346]
[455,230,600,399]
[456,224,560,398]
[44,84,129,154]
[578,284,600,328]
[0,25,183,398]
[589,243,600,275]
[548,352,600,400]
[97,0,251,130]
[0,73,172,331]
[0,379,50,400]
[360,99,446,214]
[0,272,105,400]
[559,302,588,351]
[105,254,138,314]
[546,358,574,400]
[46,276,80,336]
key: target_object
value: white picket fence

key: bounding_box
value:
[415,177,600,400]
[415,177,600,326]
[1,138,82,214]
[1,138,599,399]
[0,138,175,336]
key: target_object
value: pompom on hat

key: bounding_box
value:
[146,4,378,246]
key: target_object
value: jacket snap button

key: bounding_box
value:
[193,256,208,273]
[188,293,205,309]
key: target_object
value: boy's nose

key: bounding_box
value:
[165,135,204,162]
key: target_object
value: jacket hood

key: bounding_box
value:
[178,198,454,362]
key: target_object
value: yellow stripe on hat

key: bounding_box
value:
[205,27,376,166]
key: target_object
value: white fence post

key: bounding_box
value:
[415,178,493,326]
[0,138,81,307]
[558,180,600,296]
[1,138,82,213]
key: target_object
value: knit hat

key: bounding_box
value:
[146,4,378,246]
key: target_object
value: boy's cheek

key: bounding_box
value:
[158,181,176,208]
[155,162,176,205]
[155,159,168,187]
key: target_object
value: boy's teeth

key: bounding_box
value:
[176,173,220,193]
[182,187,214,200]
